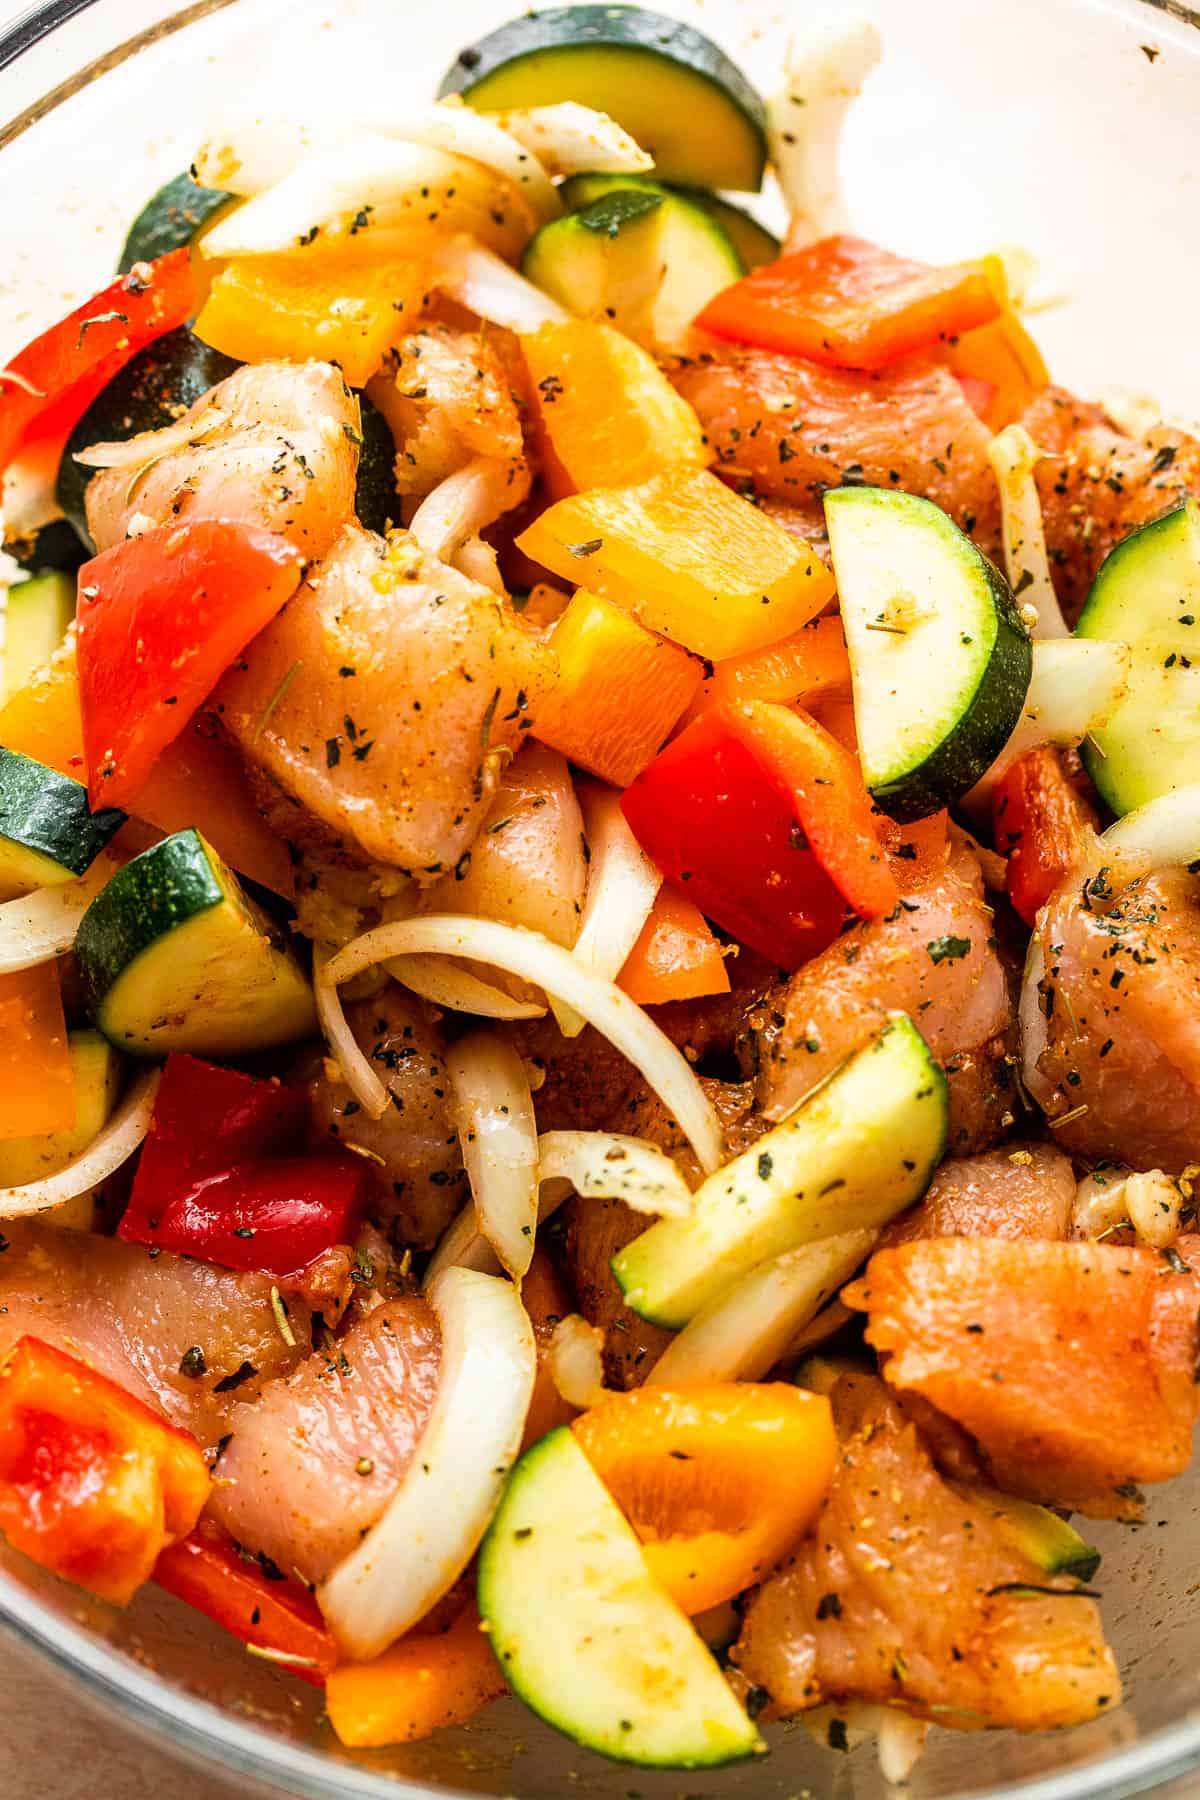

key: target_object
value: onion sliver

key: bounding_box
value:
[649,1229,876,1385]
[966,638,1131,805]
[422,1200,498,1286]
[446,1031,540,1280]
[768,20,881,244]
[553,781,661,1038]
[538,1130,692,1219]
[73,410,229,470]
[410,455,524,563]
[313,945,389,1120]
[548,1314,607,1410]
[1018,938,1054,1107]
[326,916,723,1174]
[387,952,545,1020]
[483,102,652,177]
[0,1066,160,1221]
[988,424,1069,638]
[319,1265,535,1660]
[435,235,568,332]
[1097,782,1200,875]
[0,853,122,974]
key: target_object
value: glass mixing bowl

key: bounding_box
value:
[2,0,1200,1793]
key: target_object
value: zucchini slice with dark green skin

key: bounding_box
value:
[439,6,767,191]
[56,328,240,549]
[0,747,125,894]
[954,1485,1101,1584]
[354,392,399,535]
[560,172,779,269]
[5,519,87,577]
[3,570,75,700]
[825,486,1033,822]
[118,171,234,274]
[1076,497,1200,814]
[76,828,316,1057]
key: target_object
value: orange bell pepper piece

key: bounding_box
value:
[195,252,429,390]
[697,234,1004,372]
[678,613,851,730]
[326,1606,506,1749]
[875,808,950,892]
[0,961,75,1139]
[533,589,702,786]
[0,1337,211,1605]
[572,1383,835,1614]
[518,468,834,661]
[0,642,294,897]
[618,885,730,1007]
[521,320,708,499]
[944,309,1049,432]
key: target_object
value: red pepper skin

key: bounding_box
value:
[992,747,1099,925]
[77,519,303,809]
[119,1055,367,1276]
[620,708,848,967]
[154,1518,337,1686]
[0,251,196,473]
[0,1337,210,1606]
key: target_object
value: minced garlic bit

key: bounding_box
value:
[1072,1167,1184,1249]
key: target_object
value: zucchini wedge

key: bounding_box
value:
[613,1014,947,1329]
[440,6,767,191]
[560,171,778,269]
[1076,497,1200,814]
[6,520,87,578]
[0,1030,122,1228]
[953,1484,1101,1583]
[3,571,75,702]
[75,828,316,1057]
[118,171,234,273]
[0,747,125,897]
[477,1427,764,1767]
[825,485,1032,821]
[354,394,399,535]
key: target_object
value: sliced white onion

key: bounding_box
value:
[538,1129,692,1219]
[319,1265,535,1660]
[0,852,122,974]
[1072,1166,1183,1249]
[988,424,1069,638]
[452,536,506,595]
[1096,783,1200,875]
[313,944,390,1121]
[483,103,652,177]
[876,1711,931,1786]
[649,1229,876,1385]
[553,781,662,1039]
[769,19,881,244]
[409,455,525,563]
[73,409,229,471]
[326,916,723,1173]
[386,952,545,1020]
[434,234,568,333]
[421,1200,500,1286]
[446,1031,540,1280]
[965,638,1131,806]
[548,1313,607,1410]
[0,1066,160,1221]
[1018,938,1054,1106]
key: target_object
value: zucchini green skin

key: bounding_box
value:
[825,485,1033,823]
[439,6,767,191]
[57,328,240,549]
[560,172,777,269]
[6,520,87,577]
[477,1427,764,1767]
[955,1485,1101,1584]
[1077,498,1200,814]
[118,172,234,274]
[3,570,76,702]
[0,747,124,886]
[354,393,399,535]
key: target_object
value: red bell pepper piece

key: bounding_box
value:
[119,1054,367,1276]
[953,370,999,422]
[0,1337,210,1605]
[154,1518,338,1686]
[621,700,895,967]
[77,519,303,809]
[696,234,1003,372]
[0,250,196,473]
[992,747,1099,925]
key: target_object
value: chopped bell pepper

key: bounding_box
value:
[992,746,1099,925]
[0,1336,210,1605]
[326,1606,506,1749]
[617,884,730,1006]
[77,520,303,810]
[194,252,429,390]
[119,1053,366,1275]
[517,467,833,661]
[696,234,1004,372]
[944,309,1049,432]
[154,1518,338,1686]
[678,613,851,731]
[521,319,708,499]
[0,250,196,473]
[0,960,75,1139]
[532,588,702,786]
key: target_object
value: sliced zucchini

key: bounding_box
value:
[118,171,234,273]
[3,570,75,702]
[440,6,767,191]
[477,1427,764,1767]
[0,1030,122,1228]
[75,828,316,1057]
[522,187,741,350]
[825,486,1032,822]
[57,328,240,549]
[1076,498,1200,814]
[560,172,778,269]
[354,392,399,534]
[953,1484,1101,1583]
[0,747,125,898]
[5,520,88,577]
[613,1015,947,1329]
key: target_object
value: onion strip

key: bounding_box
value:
[1095,782,1200,876]
[0,1066,160,1220]
[965,638,1131,806]
[73,410,229,470]
[319,1266,535,1660]
[553,781,662,1038]
[482,103,652,177]
[446,1031,540,1280]
[0,853,122,974]
[326,916,723,1173]
[313,945,389,1120]
[768,20,881,244]
[988,424,1070,638]
[386,951,545,1020]
[409,455,526,563]
[538,1130,692,1218]
[548,1314,607,1410]
[434,236,567,333]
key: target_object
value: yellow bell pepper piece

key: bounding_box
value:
[0,1029,121,1226]
[521,319,707,498]
[0,960,75,1139]
[944,310,1049,432]
[518,468,834,660]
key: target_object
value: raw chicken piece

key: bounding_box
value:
[883,1143,1074,1246]
[84,360,358,559]
[367,323,527,498]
